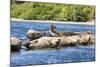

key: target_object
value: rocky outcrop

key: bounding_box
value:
[11,37,22,51]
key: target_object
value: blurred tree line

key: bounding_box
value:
[11,1,95,22]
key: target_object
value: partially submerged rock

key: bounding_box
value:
[11,37,22,51]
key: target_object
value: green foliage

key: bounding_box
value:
[11,2,95,22]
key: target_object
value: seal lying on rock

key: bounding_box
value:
[59,32,80,36]
[25,33,95,50]
[26,36,81,49]
[89,34,95,44]
[59,31,94,36]
[27,29,44,40]
[27,24,94,40]
[59,36,80,46]
[11,37,22,51]
[78,34,95,45]
[29,37,60,49]
[27,25,60,40]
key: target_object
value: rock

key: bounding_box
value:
[11,37,22,51]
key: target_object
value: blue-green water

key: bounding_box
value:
[10,21,95,66]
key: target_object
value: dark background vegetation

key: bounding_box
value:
[11,0,95,22]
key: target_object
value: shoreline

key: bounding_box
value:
[11,18,95,25]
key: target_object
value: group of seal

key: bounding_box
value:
[11,25,95,51]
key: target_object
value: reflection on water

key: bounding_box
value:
[10,21,95,66]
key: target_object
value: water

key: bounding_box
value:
[10,21,95,66]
